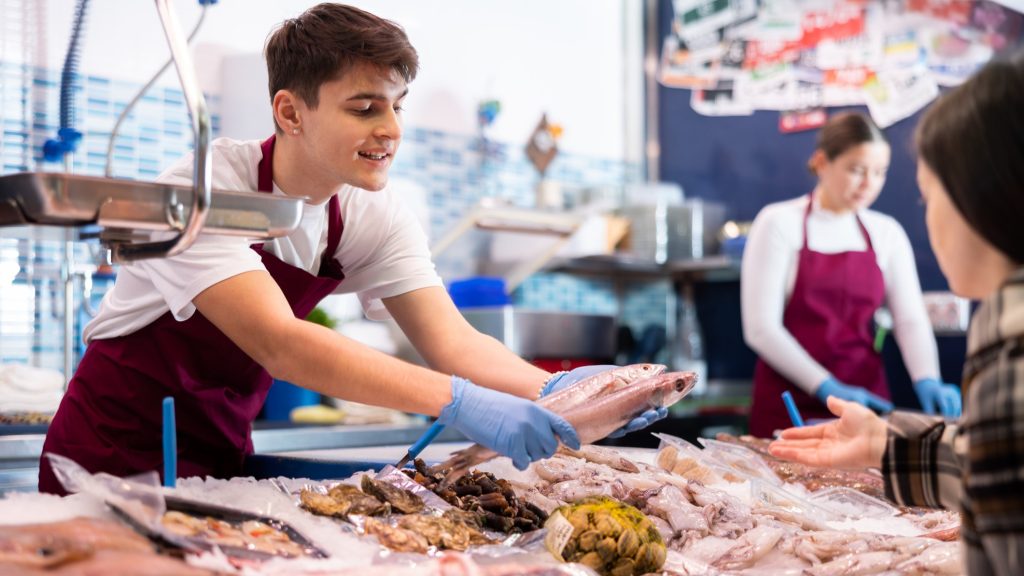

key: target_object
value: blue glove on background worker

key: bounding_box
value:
[437,376,580,470]
[542,365,669,438]
[913,377,962,417]
[814,376,894,414]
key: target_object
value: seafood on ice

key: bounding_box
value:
[516,446,964,575]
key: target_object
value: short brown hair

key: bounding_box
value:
[916,51,1024,264]
[264,3,419,132]
[808,112,888,174]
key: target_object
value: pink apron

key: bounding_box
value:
[40,135,345,494]
[748,195,888,438]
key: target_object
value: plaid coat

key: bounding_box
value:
[882,269,1024,575]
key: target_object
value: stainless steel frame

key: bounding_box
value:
[0,0,305,262]
[123,0,211,262]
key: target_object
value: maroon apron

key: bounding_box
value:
[748,194,888,438]
[40,135,345,494]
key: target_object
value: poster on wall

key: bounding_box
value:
[672,0,759,44]
[863,66,941,127]
[661,0,1024,128]
[692,79,755,115]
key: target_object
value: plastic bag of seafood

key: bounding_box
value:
[543,496,666,576]
[697,437,783,485]
[653,432,738,485]
[45,453,328,564]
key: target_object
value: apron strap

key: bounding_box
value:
[324,196,343,258]
[802,194,814,250]
[854,213,875,252]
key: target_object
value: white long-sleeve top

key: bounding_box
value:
[740,195,941,394]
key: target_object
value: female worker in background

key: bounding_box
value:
[770,52,1024,575]
[741,111,961,438]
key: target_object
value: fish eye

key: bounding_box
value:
[674,378,686,391]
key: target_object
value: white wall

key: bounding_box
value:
[42,0,640,161]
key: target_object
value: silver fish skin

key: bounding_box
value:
[437,371,697,486]
[559,370,697,444]
[538,363,666,414]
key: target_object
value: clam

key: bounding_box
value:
[609,557,636,576]
[596,536,618,563]
[577,551,605,571]
[578,529,602,553]
[616,528,639,558]
[594,514,623,539]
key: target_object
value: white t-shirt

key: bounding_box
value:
[84,138,443,342]
[740,195,940,393]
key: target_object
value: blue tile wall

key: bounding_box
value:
[1,62,671,373]
[0,62,219,375]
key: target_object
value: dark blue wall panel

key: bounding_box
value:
[657,98,946,289]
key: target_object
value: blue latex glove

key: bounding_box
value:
[913,378,962,417]
[814,377,894,414]
[439,376,580,470]
[607,406,669,438]
[542,365,669,439]
[542,365,619,396]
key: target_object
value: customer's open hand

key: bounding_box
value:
[768,396,888,470]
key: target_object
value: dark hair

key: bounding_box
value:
[808,112,888,173]
[264,3,419,132]
[916,52,1024,264]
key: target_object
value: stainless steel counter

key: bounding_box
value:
[0,423,466,494]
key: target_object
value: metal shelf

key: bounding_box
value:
[547,253,740,282]
[431,203,583,291]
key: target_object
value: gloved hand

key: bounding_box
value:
[541,365,619,396]
[913,378,962,417]
[439,376,580,470]
[542,365,668,439]
[607,406,669,438]
[814,377,893,414]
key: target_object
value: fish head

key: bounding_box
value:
[647,371,699,410]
